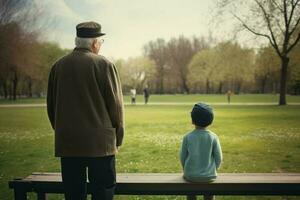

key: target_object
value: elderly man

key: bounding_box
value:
[47,21,124,200]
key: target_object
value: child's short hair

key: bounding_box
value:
[191,102,214,127]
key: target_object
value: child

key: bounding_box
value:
[130,88,136,105]
[180,103,222,200]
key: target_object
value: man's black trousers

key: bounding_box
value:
[61,156,116,200]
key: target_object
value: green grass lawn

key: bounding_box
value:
[0,103,300,199]
[1,94,300,104]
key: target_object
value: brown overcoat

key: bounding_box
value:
[47,48,124,157]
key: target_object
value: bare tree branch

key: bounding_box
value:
[283,0,289,29]
[254,0,282,55]
[289,15,300,36]
[275,17,285,35]
[0,0,27,25]
[287,32,300,53]
[270,0,284,13]
[287,0,299,29]
[216,0,300,105]
[232,12,282,56]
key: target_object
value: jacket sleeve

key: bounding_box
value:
[179,136,188,168]
[103,62,124,146]
[47,65,56,130]
[213,136,223,169]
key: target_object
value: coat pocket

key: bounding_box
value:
[102,127,117,153]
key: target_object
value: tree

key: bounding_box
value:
[255,46,280,93]
[0,0,49,99]
[166,36,207,93]
[188,48,220,93]
[289,41,300,94]
[188,41,255,94]
[115,57,156,93]
[144,39,168,94]
[219,42,255,94]
[0,22,27,100]
[31,42,69,97]
[144,36,209,94]
[217,0,300,105]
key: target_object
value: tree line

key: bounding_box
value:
[215,0,300,105]
[116,36,300,96]
[0,0,299,104]
[0,0,69,100]
[1,34,300,99]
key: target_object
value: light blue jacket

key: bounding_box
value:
[180,129,222,182]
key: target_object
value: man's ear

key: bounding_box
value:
[92,40,97,48]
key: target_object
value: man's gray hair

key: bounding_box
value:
[75,37,98,49]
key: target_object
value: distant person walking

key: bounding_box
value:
[47,21,124,200]
[180,103,222,200]
[227,90,232,104]
[143,86,150,104]
[130,88,136,105]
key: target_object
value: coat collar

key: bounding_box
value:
[73,47,92,53]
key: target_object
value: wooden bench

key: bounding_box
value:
[9,173,300,200]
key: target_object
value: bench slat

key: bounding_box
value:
[26,172,300,183]
[9,173,300,196]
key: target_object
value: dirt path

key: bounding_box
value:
[1,102,300,108]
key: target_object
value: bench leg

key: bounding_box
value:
[187,195,197,200]
[37,192,47,200]
[14,188,27,200]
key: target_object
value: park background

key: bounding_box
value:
[1,0,300,199]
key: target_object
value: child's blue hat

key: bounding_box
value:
[191,102,214,127]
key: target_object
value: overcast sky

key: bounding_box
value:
[39,0,236,59]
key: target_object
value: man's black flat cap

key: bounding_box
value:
[76,21,105,38]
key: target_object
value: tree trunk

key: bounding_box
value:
[235,81,242,94]
[12,70,18,100]
[9,81,13,100]
[206,79,210,94]
[157,67,164,94]
[272,82,278,94]
[260,76,267,94]
[27,78,32,97]
[0,78,8,99]
[279,56,289,105]
[295,81,300,95]
[156,76,163,94]
[182,78,190,94]
[3,81,8,99]
[159,76,164,94]
[218,82,223,94]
